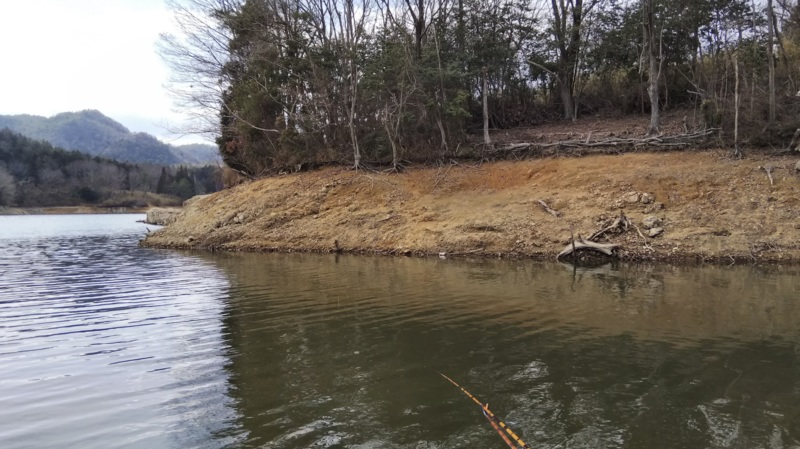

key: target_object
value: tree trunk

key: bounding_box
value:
[647,60,659,134]
[483,67,492,147]
[767,0,776,124]
[383,106,399,170]
[559,74,574,120]
[734,54,741,157]
[348,61,361,168]
[644,0,660,135]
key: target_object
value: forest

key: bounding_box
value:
[160,0,800,177]
[0,129,221,208]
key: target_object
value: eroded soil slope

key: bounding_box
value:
[141,150,800,263]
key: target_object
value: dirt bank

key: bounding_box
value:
[140,149,800,263]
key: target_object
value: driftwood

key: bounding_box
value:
[557,236,620,259]
[537,199,560,217]
[493,128,719,155]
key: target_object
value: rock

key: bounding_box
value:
[233,213,246,224]
[648,227,664,237]
[640,192,655,204]
[644,202,664,214]
[183,194,211,207]
[795,160,800,172]
[145,207,181,225]
[623,192,640,203]
[642,215,661,229]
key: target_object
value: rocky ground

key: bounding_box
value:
[140,145,800,263]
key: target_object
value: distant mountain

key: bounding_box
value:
[0,110,219,165]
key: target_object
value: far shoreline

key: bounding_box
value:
[0,206,152,215]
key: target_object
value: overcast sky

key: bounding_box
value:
[0,0,207,144]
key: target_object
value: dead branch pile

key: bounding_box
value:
[493,128,719,156]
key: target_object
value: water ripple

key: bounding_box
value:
[0,215,242,449]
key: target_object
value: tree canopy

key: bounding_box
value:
[161,0,800,176]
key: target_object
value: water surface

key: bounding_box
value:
[1,214,799,448]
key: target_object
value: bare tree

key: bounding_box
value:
[158,0,241,139]
[766,0,777,124]
[332,0,374,168]
[642,0,663,134]
[545,0,601,120]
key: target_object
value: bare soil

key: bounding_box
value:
[141,142,800,264]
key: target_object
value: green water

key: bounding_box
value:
[1,214,799,448]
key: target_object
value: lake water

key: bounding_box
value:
[1,214,799,448]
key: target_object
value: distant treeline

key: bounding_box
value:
[0,128,222,208]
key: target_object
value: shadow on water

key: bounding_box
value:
[198,252,800,449]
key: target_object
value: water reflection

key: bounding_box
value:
[2,214,799,449]
[207,253,800,448]
[0,215,242,449]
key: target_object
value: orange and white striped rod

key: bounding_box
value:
[439,372,530,449]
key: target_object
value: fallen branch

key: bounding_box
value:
[556,236,620,260]
[762,165,775,186]
[537,199,561,218]
[628,220,653,250]
[493,128,719,155]
[588,210,630,241]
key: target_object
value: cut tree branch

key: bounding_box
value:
[538,199,561,217]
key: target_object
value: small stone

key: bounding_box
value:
[624,192,640,203]
[795,160,800,172]
[643,202,658,214]
[438,252,447,259]
[186,236,195,243]
[640,193,655,204]
[642,215,661,229]
[648,227,664,238]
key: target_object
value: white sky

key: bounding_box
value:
[0,0,208,144]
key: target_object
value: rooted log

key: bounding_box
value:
[537,199,561,218]
[556,236,620,260]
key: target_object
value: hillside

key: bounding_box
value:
[141,148,800,263]
[0,129,221,208]
[0,110,218,165]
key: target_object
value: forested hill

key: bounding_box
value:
[0,110,218,165]
[0,129,221,208]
